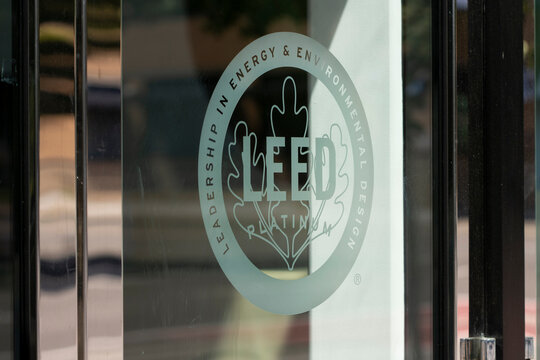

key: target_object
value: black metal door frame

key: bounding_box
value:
[432,0,456,359]
[467,0,525,358]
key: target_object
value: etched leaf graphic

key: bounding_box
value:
[268,76,311,269]
[292,124,349,269]
[227,121,289,263]
[226,76,350,271]
[227,121,265,203]
[270,76,309,139]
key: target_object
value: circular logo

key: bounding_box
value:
[198,32,373,314]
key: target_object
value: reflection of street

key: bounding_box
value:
[87,162,122,359]
[124,174,311,358]
[39,112,77,359]
[124,267,309,359]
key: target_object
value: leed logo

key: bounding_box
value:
[228,76,349,272]
[198,32,373,314]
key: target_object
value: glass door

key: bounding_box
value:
[1,0,470,359]
[121,1,405,358]
[7,0,540,359]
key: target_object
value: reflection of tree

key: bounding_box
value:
[190,0,306,35]
[403,1,431,74]
[523,0,533,69]
[39,0,120,52]
[402,1,433,360]
[402,0,431,128]
[125,0,306,36]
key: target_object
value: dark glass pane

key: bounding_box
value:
[0,0,14,357]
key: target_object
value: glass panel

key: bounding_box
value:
[122,0,420,358]
[402,0,434,358]
[0,0,14,357]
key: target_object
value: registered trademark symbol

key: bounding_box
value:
[354,273,362,285]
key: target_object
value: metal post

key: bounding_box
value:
[467,0,524,358]
[432,0,457,357]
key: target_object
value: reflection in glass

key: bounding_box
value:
[124,0,406,358]
[403,0,433,358]
[123,3,310,358]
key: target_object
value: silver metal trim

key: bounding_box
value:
[38,0,78,358]
[75,0,89,359]
[460,337,496,360]
[525,337,534,359]
[86,0,123,358]
[38,0,122,357]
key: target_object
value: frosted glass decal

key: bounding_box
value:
[198,32,374,315]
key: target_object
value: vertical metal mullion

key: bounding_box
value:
[468,0,524,358]
[75,0,88,359]
[432,0,456,358]
[15,0,39,357]
[468,0,487,337]
[38,0,78,357]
